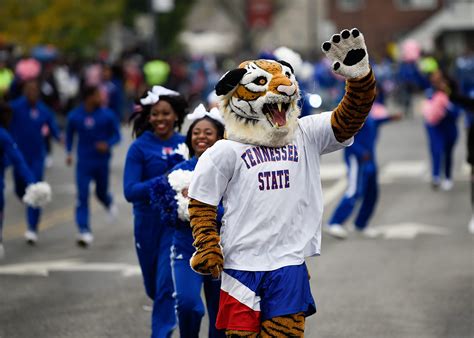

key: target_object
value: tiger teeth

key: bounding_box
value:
[265,112,277,128]
[277,103,282,112]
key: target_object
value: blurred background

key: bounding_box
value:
[0,1,473,337]
[0,0,472,121]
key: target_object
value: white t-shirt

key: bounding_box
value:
[188,111,352,271]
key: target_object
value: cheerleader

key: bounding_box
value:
[123,86,188,338]
[422,70,461,190]
[325,99,401,239]
[0,102,51,258]
[151,104,226,338]
[65,85,121,246]
[9,79,61,244]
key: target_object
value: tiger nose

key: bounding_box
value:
[277,84,296,96]
[273,76,295,95]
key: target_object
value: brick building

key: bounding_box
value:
[327,0,444,58]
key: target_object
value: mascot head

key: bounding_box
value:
[215,59,300,147]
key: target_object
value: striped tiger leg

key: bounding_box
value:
[189,198,224,278]
[225,330,259,337]
[331,69,376,142]
[260,312,305,337]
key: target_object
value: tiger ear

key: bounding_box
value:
[277,60,294,74]
[215,68,247,96]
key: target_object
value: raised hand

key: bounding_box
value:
[321,28,370,79]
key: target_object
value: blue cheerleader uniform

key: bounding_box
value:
[123,131,185,338]
[9,96,61,233]
[328,116,391,230]
[66,104,121,234]
[0,127,34,241]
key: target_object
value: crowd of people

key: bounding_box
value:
[0,41,472,337]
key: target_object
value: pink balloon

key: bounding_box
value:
[401,40,421,62]
[15,58,41,81]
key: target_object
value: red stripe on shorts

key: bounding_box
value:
[216,290,261,332]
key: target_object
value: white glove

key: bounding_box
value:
[321,28,370,79]
[22,182,52,208]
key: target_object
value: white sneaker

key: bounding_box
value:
[441,179,453,191]
[77,232,94,247]
[469,215,474,234]
[0,242,4,259]
[106,203,118,223]
[323,224,348,239]
[24,230,38,245]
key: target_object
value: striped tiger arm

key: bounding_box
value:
[189,198,224,278]
[331,69,376,142]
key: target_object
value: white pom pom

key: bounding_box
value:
[168,169,194,221]
[175,143,190,160]
[22,182,52,208]
[175,193,190,221]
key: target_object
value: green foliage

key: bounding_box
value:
[0,0,124,56]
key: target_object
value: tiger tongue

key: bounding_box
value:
[270,106,286,127]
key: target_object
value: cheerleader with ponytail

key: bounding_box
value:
[123,86,188,337]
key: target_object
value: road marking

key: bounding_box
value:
[0,259,141,277]
[379,161,427,183]
[367,222,450,239]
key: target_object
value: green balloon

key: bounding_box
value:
[419,57,438,74]
[143,60,170,86]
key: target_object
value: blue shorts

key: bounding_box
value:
[216,263,316,332]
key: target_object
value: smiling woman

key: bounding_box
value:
[123,85,189,337]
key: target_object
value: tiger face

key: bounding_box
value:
[215,59,300,147]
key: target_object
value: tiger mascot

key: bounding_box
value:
[187,28,376,337]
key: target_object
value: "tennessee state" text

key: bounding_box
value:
[258,169,290,191]
[241,144,299,169]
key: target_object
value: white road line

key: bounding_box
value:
[379,161,427,183]
[0,260,141,277]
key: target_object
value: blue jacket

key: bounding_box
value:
[66,104,121,161]
[345,116,392,165]
[123,131,185,215]
[9,96,61,161]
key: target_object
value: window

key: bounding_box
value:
[337,0,365,11]
[395,0,437,10]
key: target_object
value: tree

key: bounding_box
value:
[0,0,124,56]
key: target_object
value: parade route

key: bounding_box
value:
[1,116,472,338]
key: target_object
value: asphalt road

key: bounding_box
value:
[0,108,472,338]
